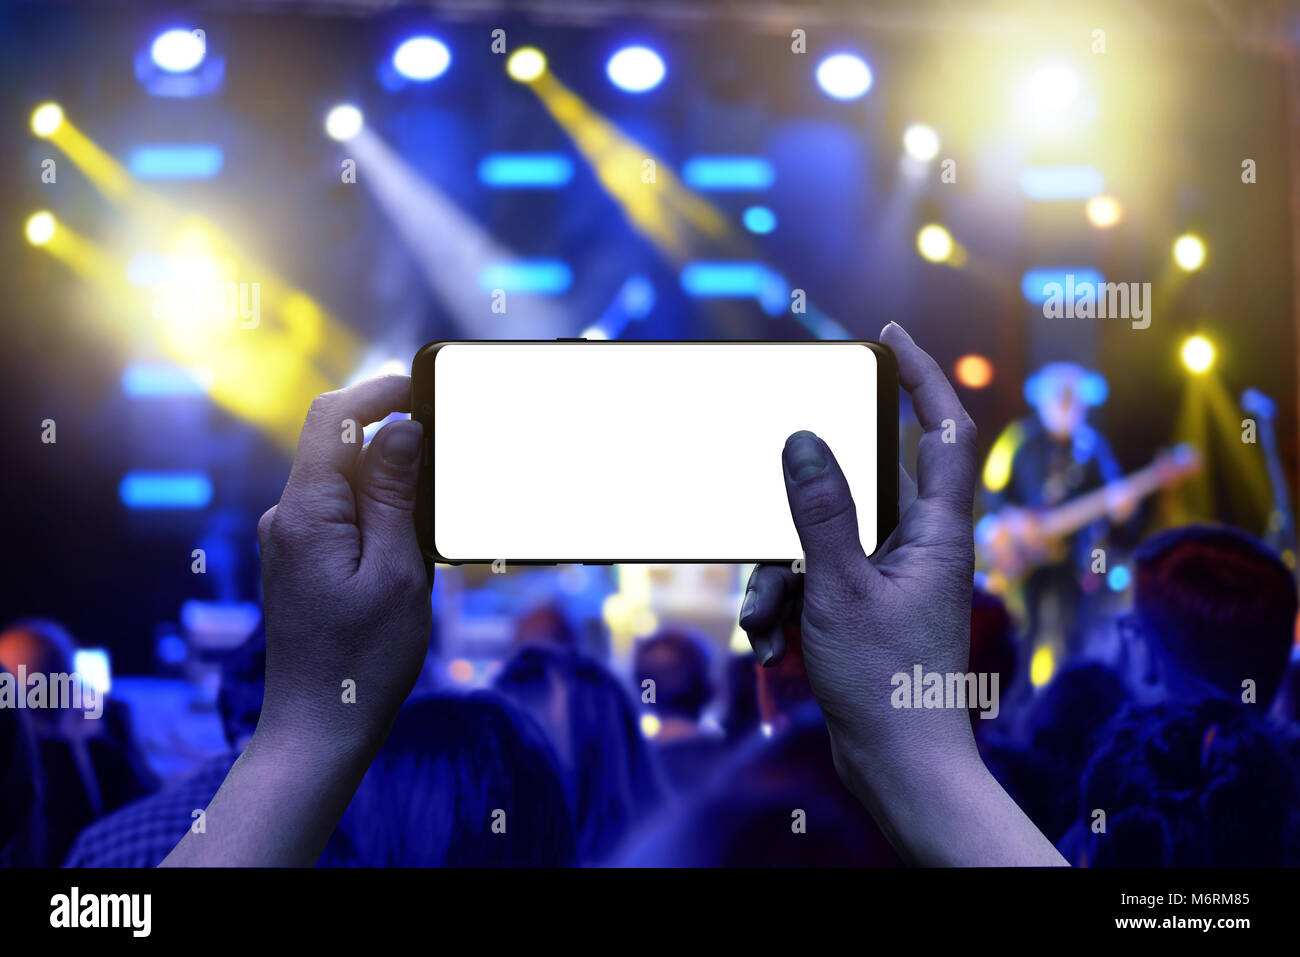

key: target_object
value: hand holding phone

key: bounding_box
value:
[739,322,1067,867]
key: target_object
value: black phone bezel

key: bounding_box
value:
[410,339,900,566]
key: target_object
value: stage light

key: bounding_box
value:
[1019,166,1104,200]
[579,327,609,340]
[478,152,574,188]
[1028,64,1079,106]
[1181,335,1215,374]
[1085,195,1122,229]
[151,29,206,73]
[606,45,665,93]
[324,104,364,142]
[393,36,450,81]
[507,47,547,83]
[681,156,775,191]
[1029,645,1056,687]
[30,102,63,138]
[25,211,55,246]
[816,53,872,100]
[447,659,475,684]
[916,224,953,263]
[954,354,993,389]
[1106,564,1132,592]
[902,124,940,162]
[73,649,112,696]
[478,259,572,294]
[639,713,661,738]
[742,206,777,234]
[128,144,223,180]
[1173,232,1206,271]
[1014,63,1094,136]
[119,472,213,509]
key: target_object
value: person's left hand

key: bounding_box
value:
[254,375,432,759]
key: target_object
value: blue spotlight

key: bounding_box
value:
[815,53,872,100]
[1020,267,1105,304]
[151,29,206,73]
[1106,564,1132,592]
[119,472,213,509]
[681,156,775,191]
[122,362,207,397]
[478,153,574,188]
[478,260,573,294]
[606,45,666,93]
[393,36,451,81]
[681,262,784,301]
[742,206,777,234]
[127,145,223,180]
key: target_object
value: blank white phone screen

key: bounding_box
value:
[432,342,878,561]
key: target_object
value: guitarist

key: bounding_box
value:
[981,362,1135,658]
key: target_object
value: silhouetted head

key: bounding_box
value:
[634,628,714,722]
[494,646,666,863]
[1029,663,1129,760]
[618,703,899,867]
[1025,362,1106,441]
[721,653,761,740]
[0,665,45,866]
[511,603,577,650]
[1073,698,1300,866]
[0,618,75,678]
[324,691,575,867]
[1128,524,1298,707]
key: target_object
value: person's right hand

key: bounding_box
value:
[740,322,980,781]
[739,323,1066,866]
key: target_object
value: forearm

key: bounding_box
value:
[161,730,378,867]
[840,741,1069,867]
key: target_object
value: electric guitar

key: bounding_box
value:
[977,443,1203,580]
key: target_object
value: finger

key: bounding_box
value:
[880,322,977,510]
[898,462,918,514]
[257,506,277,552]
[740,564,799,666]
[284,375,412,505]
[782,431,874,581]
[355,419,426,582]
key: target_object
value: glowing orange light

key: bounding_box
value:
[448,658,475,683]
[954,354,993,389]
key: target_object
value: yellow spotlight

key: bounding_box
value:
[30,102,64,138]
[902,123,940,162]
[1173,232,1206,271]
[1029,645,1056,688]
[507,47,546,83]
[1181,334,1215,374]
[639,713,661,738]
[1085,195,1122,229]
[916,224,954,263]
[25,211,55,246]
[954,354,993,389]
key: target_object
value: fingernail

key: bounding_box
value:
[784,431,826,481]
[739,588,756,623]
[381,421,422,467]
[881,321,911,343]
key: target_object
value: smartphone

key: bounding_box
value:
[410,340,898,564]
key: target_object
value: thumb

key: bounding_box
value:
[357,419,424,569]
[782,431,870,577]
